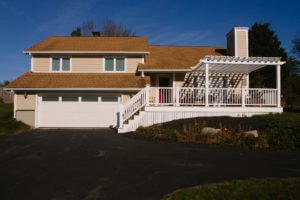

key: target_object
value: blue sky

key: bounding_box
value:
[0,0,299,82]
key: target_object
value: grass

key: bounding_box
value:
[163,177,300,200]
[135,112,300,149]
[0,102,29,135]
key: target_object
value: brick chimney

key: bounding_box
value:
[226,27,249,57]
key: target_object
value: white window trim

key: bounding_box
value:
[50,57,72,72]
[103,57,127,73]
[31,57,34,72]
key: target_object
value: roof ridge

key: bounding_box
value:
[48,36,148,39]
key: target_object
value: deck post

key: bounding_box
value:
[205,63,209,107]
[276,64,281,107]
[145,84,150,106]
[245,74,249,89]
[241,87,245,107]
[175,87,180,106]
[119,104,124,128]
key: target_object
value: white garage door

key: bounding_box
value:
[38,94,120,128]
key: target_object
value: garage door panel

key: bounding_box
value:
[39,98,119,127]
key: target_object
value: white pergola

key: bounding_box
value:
[191,56,286,107]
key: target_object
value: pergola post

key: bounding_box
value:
[245,74,249,89]
[276,64,281,107]
[205,63,209,107]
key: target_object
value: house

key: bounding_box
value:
[6,27,285,133]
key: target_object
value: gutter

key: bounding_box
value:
[5,88,143,92]
[24,51,150,55]
[138,69,192,72]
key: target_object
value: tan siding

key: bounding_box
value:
[236,31,248,57]
[16,111,35,127]
[121,94,132,103]
[32,56,50,72]
[32,56,143,73]
[126,57,143,73]
[72,56,103,72]
[16,94,36,110]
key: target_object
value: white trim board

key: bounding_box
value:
[6,88,143,92]
[25,51,150,55]
[139,69,191,72]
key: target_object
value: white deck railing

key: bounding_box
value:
[246,88,278,106]
[149,87,278,107]
[120,87,147,127]
[119,86,279,130]
[209,88,242,105]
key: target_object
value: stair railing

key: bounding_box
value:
[119,86,148,128]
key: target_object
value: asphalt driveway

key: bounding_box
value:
[0,129,299,200]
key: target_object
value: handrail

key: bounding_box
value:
[122,87,147,123]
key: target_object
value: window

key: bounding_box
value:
[62,58,70,71]
[62,95,78,102]
[52,57,71,71]
[116,58,125,71]
[104,57,125,72]
[82,95,99,102]
[105,58,114,71]
[42,96,59,102]
[101,96,119,102]
[52,58,60,71]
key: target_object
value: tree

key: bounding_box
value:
[101,20,135,37]
[249,23,299,104]
[71,27,81,36]
[0,80,10,86]
[292,32,300,58]
[81,20,95,36]
[70,20,135,37]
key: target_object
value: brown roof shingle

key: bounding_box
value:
[7,72,149,89]
[139,45,226,70]
[25,36,149,52]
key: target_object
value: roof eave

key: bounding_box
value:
[5,88,143,92]
[138,68,192,72]
[23,51,150,55]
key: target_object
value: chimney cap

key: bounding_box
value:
[226,26,249,37]
[92,31,101,37]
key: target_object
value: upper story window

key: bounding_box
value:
[104,57,125,72]
[52,57,71,72]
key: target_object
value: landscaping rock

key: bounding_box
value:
[202,127,221,135]
[244,130,259,137]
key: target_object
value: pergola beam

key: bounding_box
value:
[192,56,285,74]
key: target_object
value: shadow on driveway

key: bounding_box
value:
[0,129,299,200]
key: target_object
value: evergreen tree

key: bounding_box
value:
[249,23,299,104]
[70,27,82,36]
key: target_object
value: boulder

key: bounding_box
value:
[244,130,258,138]
[202,127,221,135]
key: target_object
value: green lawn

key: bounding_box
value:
[0,102,29,135]
[163,177,300,200]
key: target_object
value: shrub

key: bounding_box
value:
[136,126,177,142]
[133,113,300,150]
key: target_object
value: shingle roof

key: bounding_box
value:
[139,45,226,70]
[25,36,149,52]
[7,72,149,89]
